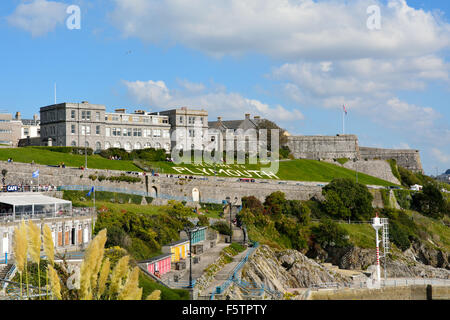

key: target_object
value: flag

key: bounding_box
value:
[343,104,348,115]
[86,186,94,197]
[32,169,39,178]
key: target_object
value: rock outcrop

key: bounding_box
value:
[237,245,352,294]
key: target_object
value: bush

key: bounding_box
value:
[279,146,291,159]
[211,221,232,236]
[412,184,448,219]
[394,190,412,210]
[197,215,209,227]
[398,166,421,187]
[322,178,374,221]
[311,218,350,249]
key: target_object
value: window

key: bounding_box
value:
[112,116,120,122]
[133,116,140,122]
[123,128,128,136]
[86,111,91,121]
[127,128,132,136]
[24,128,29,136]
[71,110,76,119]
[106,127,110,137]
[155,142,161,149]
[144,142,152,149]
[95,142,101,151]
[133,128,142,137]
[163,130,170,138]
[71,125,75,134]
[211,136,215,142]
[71,141,76,146]
[124,142,132,151]
[179,116,183,124]
[189,129,195,137]
[188,116,196,124]
[152,117,158,124]
[96,125,100,135]
[113,142,121,148]
[153,129,161,137]
[85,141,89,148]
[134,142,142,150]
[105,142,111,149]
[96,112,100,121]
[164,143,171,151]
[112,128,117,136]
[81,111,86,120]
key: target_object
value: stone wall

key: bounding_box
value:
[0,161,325,205]
[359,147,423,173]
[339,160,401,185]
[286,134,423,174]
[287,135,359,160]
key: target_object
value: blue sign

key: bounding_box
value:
[6,185,18,192]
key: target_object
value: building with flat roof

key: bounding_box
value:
[156,107,209,152]
[0,193,95,262]
[0,113,22,147]
[40,102,171,152]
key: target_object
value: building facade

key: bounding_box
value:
[157,107,209,152]
[40,102,171,152]
[0,113,22,147]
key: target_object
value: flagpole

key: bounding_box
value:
[342,107,345,135]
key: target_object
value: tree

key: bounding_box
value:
[311,218,350,249]
[264,191,286,216]
[412,184,447,219]
[256,119,289,152]
[322,178,374,221]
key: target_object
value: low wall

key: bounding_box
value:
[308,285,449,300]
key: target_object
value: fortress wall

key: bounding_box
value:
[341,160,401,185]
[287,135,359,160]
[0,162,324,205]
[359,147,423,173]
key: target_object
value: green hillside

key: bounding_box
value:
[0,147,396,186]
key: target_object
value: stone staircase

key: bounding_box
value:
[0,265,13,280]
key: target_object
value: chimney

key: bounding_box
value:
[15,112,21,120]
[245,113,250,119]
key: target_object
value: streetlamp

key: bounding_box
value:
[225,196,238,243]
[183,225,197,289]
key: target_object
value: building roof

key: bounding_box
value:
[0,193,71,206]
[139,253,173,264]
[163,239,189,247]
[208,117,263,131]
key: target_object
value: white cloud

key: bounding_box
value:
[109,0,450,60]
[431,148,450,164]
[122,79,304,123]
[7,0,68,37]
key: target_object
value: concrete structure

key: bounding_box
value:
[157,107,209,152]
[0,192,95,261]
[40,102,171,152]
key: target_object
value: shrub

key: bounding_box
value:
[311,218,350,249]
[211,221,232,236]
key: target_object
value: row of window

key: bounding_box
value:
[106,127,170,138]
[71,141,170,151]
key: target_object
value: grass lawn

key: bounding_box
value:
[2,147,396,186]
[0,147,140,171]
[142,158,396,186]
[339,223,376,249]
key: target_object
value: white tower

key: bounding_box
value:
[372,213,383,284]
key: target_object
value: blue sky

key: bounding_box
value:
[0,0,449,175]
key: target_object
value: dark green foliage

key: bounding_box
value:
[264,191,286,216]
[99,147,167,162]
[107,174,141,183]
[242,196,264,214]
[380,189,391,208]
[197,215,209,227]
[94,202,193,260]
[63,190,149,205]
[394,190,412,210]
[322,178,374,221]
[279,146,291,159]
[311,218,350,249]
[283,200,311,225]
[382,209,420,251]
[99,148,130,160]
[412,184,448,219]
[398,166,421,187]
[211,221,232,236]
[28,146,94,155]
[388,159,402,183]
